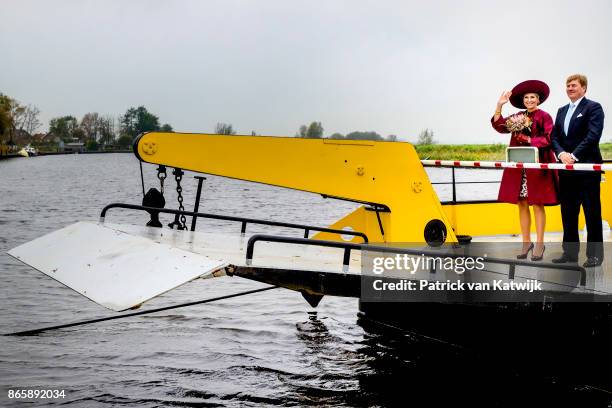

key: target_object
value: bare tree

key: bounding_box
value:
[0,96,37,143]
[386,134,398,142]
[98,115,116,146]
[10,103,26,134]
[7,102,40,143]
[416,128,436,145]
[22,105,41,135]
[215,122,236,135]
[80,112,100,141]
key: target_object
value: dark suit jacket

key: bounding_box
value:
[551,97,605,166]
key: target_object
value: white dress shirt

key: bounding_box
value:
[561,96,585,162]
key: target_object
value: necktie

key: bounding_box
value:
[563,103,575,135]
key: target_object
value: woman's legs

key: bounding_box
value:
[532,204,546,256]
[518,199,531,251]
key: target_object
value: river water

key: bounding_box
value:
[0,154,610,406]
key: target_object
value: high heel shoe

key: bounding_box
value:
[517,243,534,259]
[531,244,545,261]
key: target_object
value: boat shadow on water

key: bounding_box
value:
[291,309,612,407]
[355,304,612,407]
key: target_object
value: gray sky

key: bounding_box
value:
[1,0,611,143]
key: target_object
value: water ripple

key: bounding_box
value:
[1,155,609,407]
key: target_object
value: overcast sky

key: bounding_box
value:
[1,0,611,143]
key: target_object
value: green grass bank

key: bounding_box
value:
[414,143,612,161]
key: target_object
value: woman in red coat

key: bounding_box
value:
[491,80,558,260]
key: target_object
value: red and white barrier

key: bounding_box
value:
[421,160,612,171]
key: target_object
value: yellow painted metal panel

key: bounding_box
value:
[313,206,385,243]
[441,202,571,236]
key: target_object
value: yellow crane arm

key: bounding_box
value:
[134,132,457,244]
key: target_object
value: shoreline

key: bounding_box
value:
[2,143,611,161]
[0,150,133,160]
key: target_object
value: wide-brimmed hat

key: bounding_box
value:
[510,80,550,109]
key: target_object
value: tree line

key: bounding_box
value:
[1,91,438,151]
[294,121,435,144]
[48,107,173,150]
[0,92,174,150]
[210,120,437,144]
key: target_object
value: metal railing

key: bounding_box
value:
[423,165,500,204]
[423,159,611,205]
[99,203,369,243]
[245,234,587,285]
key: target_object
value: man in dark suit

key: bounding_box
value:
[551,74,605,267]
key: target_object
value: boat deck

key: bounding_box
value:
[9,221,611,311]
[106,222,364,274]
[110,222,612,300]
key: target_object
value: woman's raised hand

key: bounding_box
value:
[497,90,512,106]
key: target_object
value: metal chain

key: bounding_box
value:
[173,168,187,230]
[157,165,167,195]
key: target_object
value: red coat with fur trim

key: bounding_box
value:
[491,109,559,205]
